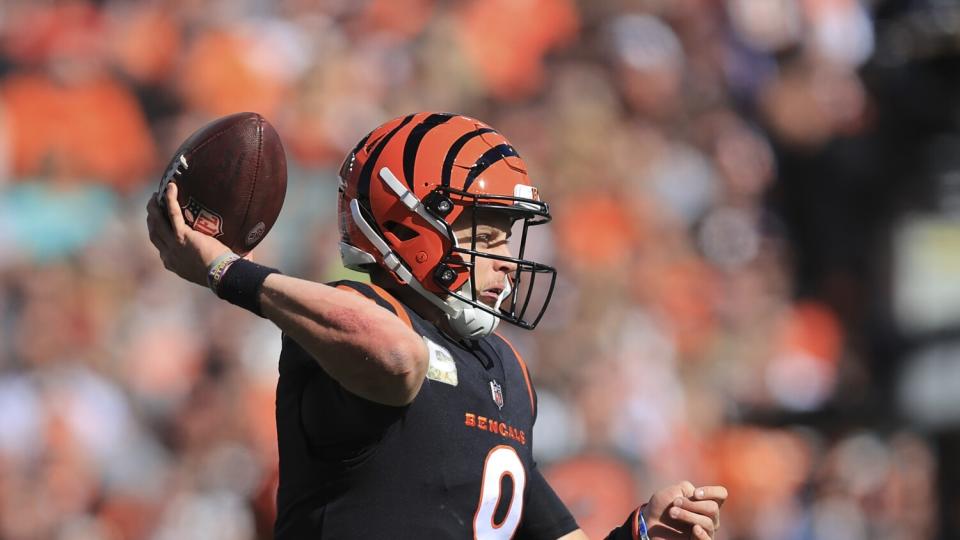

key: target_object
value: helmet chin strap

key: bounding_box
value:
[445,275,511,339]
[348,195,502,340]
[446,282,500,339]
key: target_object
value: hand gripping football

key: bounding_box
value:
[157,112,287,254]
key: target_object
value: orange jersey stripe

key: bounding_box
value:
[335,283,413,330]
[495,332,535,416]
[367,283,414,330]
[335,284,366,297]
[337,283,413,329]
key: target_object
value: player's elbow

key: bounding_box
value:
[374,331,427,405]
[317,305,427,406]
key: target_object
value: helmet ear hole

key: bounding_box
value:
[422,190,454,218]
[383,221,420,242]
[433,263,458,288]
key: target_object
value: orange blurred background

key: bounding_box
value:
[0,1,957,539]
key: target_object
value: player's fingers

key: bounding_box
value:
[147,225,169,251]
[692,524,711,540]
[164,182,188,234]
[146,192,161,219]
[669,505,714,536]
[675,499,720,528]
[679,480,696,498]
[158,252,173,271]
[694,486,728,505]
[146,195,172,248]
[147,192,171,233]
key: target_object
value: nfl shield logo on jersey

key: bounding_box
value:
[490,380,504,410]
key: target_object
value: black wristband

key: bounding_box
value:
[214,258,279,317]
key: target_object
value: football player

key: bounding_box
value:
[146,112,727,539]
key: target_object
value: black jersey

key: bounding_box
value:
[273,280,578,539]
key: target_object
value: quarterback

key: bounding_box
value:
[146,112,727,539]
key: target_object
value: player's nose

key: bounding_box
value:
[490,246,517,276]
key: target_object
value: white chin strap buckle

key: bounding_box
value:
[493,276,512,312]
[448,302,500,339]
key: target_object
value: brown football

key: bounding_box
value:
[157,112,287,255]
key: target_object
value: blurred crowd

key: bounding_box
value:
[0,0,952,539]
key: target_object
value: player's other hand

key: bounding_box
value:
[146,182,233,287]
[644,481,727,540]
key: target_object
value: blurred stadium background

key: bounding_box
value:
[1,0,959,538]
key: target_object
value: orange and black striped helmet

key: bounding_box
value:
[337,112,556,335]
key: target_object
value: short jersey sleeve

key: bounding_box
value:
[327,279,414,329]
[487,333,576,538]
[517,466,579,539]
[280,335,404,460]
[283,280,415,459]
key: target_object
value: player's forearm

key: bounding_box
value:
[259,273,427,405]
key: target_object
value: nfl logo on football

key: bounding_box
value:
[490,380,504,410]
[183,196,224,237]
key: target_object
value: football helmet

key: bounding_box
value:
[337,112,556,339]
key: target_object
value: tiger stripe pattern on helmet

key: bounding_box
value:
[463,143,521,191]
[402,113,454,190]
[441,128,497,187]
[337,112,556,335]
[357,113,416,202]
